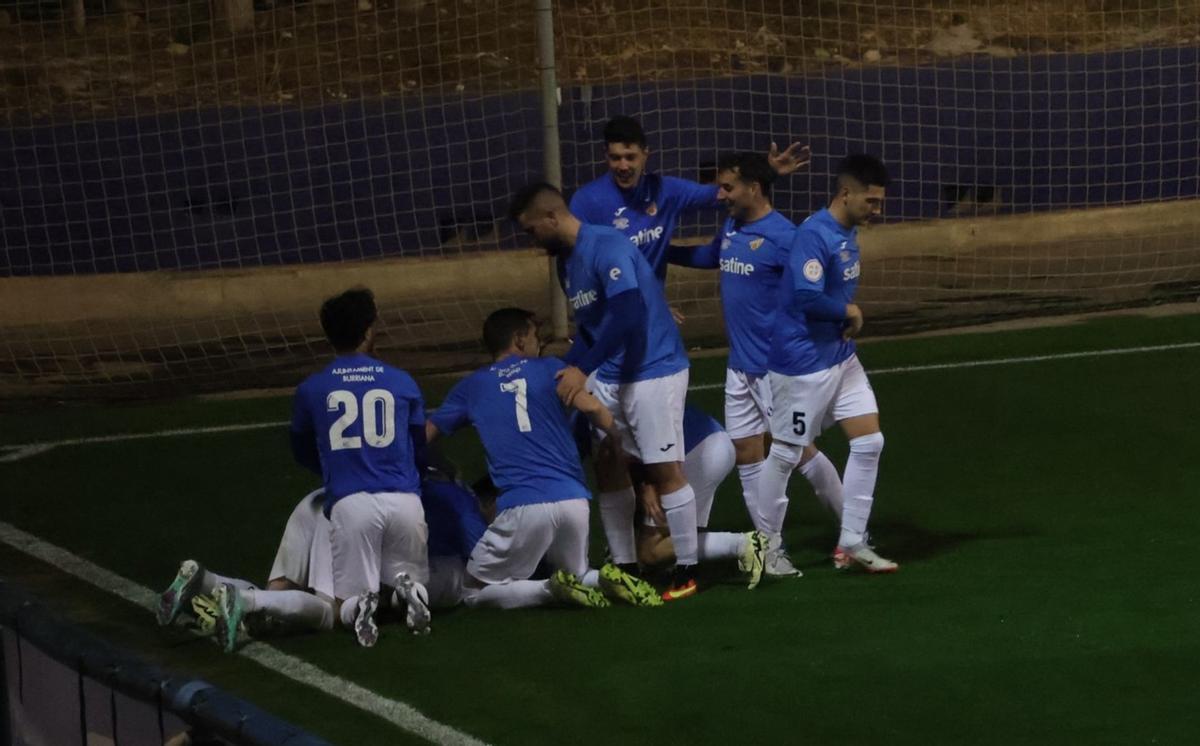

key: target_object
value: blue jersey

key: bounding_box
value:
[677,211,795,376]
[430,355,590,512]
[560,223,688,384]
[682,405,723,452]
[421,478,487,562]
[291,354,425,514]
[768,209,860,375]
[570,172,719,283]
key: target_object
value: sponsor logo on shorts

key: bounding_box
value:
[659,443,675,452]
[803,259,824,282]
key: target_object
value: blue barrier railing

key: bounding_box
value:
[0,579,329,746]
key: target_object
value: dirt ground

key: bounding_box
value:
[2,1,1198,119]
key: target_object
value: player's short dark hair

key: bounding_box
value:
[319,287,377,353]
[482,307,537,356]
[717,151,777,198]
[471,475,499,501]
[603,116,648,148]
[836,153,890,190]
[507,182,563,222]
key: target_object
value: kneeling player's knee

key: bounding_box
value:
[848,432,884,457]
[768,441,805,471]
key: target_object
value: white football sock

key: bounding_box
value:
[200,570,255,596]
[839,432,884,547]
[760,442,804,534]
[661,484,699,566]
[737,461,767,532]
[697,531,745,561]
[464,580,554,610]
[338,596,360,628]
[598,488,638,565]
[242,589,334,631]
[799,450,844,518]
[580,568,600,588]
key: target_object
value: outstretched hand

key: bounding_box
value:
[768,142,812,176]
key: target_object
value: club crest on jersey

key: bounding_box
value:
[721,238,732,250]
[645,201,658,216]
[613,217,630,230]
[803,259,823,282]
[840,249,851,262]
[749,238,764,251]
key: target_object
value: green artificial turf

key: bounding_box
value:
[2,311,1198,745]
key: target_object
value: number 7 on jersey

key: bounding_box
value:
[500,378,532,432]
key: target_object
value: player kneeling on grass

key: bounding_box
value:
[425,308,621,611]
[157,468,491,651]
[290,287,432,647]
[630,406,767,586]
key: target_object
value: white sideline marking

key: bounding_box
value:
[2,341,1198,459]
[687,341,1200,391]
[0,421,288,462]
[0,520,490,746]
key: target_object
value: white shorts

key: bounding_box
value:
[769,354,878,447]
[329,491,428,601]
[307,512,335,601]
[467,498,590,584]
[642,430,735,529]
[268,488,324,588]
[589,368,688,464]
[724,369,772,440]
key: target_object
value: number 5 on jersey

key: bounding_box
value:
[500,378,532,432]
[327,389,397,450]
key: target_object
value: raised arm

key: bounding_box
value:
[768,142,812,176]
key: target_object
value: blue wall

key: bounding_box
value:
[2,46,1196,276]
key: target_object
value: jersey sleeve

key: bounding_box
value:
[289,385,321,474]
[429,378,471,436]
[667,234,720,269]
[568,188,601,223]
[789,228,830,294]
[592,237,641,298]
[289,384,314,435]
[400,372,426,427]
[664,176,720,213]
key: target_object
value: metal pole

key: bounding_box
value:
[535,0,569,340]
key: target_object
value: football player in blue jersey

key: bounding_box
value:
[509,183,705,602]
[425,307,618,610]
[759,154,899,573]
[290,287,431,646]
[669,153,847,576]
[569,115,811,287]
